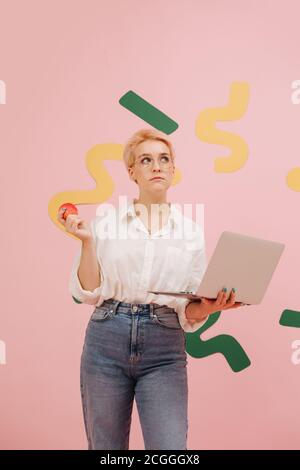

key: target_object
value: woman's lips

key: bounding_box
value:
[150,177,165,181]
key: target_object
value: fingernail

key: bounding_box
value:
[232,288,236,293]
[222,287,227,292]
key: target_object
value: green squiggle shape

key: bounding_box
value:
[185,311,251,373]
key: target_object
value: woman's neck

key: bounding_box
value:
[134,191,169,210]
[133,192,170,234]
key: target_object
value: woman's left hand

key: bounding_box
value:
[185,288,247,323]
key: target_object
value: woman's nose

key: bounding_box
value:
[152,161,161,171]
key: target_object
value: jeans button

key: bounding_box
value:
[132,305,138,313]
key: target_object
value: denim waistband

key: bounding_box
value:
[101,298,172,314]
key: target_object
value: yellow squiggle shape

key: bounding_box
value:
[195,81,250,173]
[48,143,182,240]
[287,167,300,191]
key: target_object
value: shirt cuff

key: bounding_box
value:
[68,252,103,305]
[175,298,208,333]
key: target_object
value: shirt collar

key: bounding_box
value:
[119,197,182,228]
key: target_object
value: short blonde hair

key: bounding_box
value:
[123,128,176,169]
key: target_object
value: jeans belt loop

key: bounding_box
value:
[114,300,122,315]
[150,303,154,318]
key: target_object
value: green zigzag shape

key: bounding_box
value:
[185,311,251,373]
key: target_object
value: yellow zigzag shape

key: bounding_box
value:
[195,81,250,173]
[48,143,182,240]
[287,167,300,191]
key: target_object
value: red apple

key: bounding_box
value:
[58,203,78,220]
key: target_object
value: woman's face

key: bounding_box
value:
[128,139,175,192]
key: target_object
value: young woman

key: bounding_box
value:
[58,128,244,450]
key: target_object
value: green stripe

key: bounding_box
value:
[280,309,300,328]
[119,90,178,134]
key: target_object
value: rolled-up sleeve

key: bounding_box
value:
[68,218,103,305]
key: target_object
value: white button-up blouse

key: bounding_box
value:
[69,197,208,333]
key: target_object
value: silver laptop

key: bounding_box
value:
[148,231,285,304]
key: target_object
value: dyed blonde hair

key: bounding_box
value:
[123,128,176,170]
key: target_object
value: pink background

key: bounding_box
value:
[0,0,300,450]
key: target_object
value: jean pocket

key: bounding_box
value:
[90,305,115,322]
[152,308,182,330]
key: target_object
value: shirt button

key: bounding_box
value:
[132,305,138,312]
[110,309,114,313]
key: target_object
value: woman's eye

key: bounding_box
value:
[161,156,170,162]
[141,157,151,164]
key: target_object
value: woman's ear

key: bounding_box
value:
[128,167,137,184]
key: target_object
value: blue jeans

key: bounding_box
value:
[80,299,188,450]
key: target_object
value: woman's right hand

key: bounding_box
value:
[57,209,92,242]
